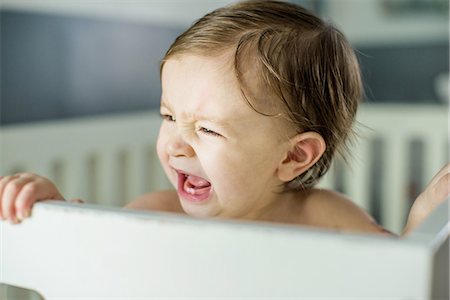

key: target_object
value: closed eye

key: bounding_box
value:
[160,113,175,122]
[198,127,222,137]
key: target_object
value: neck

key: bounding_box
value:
[240,190,308,225]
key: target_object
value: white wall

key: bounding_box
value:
[0,0,236,28]
[324,0,448,46]
[1,0,448,46]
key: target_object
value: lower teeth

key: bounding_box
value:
[185,187,196,195]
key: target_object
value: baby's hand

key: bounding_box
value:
[403,163,450,235]
[0,173,65,224]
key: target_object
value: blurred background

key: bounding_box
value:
[0,0,448,124]
[0,0,448,298]
[0,0,448,226]
[0,0,448,222]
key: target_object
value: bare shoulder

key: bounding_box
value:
[299,188,391,235]
[124,190,184,213]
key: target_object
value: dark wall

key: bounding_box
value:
[357,43,448,103]
[1,10,182,125]
[0,10,448,125]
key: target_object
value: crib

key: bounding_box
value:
[1,198,449,299]
[0,104,447,232]
[0,103,448,299]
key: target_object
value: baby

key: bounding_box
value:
[0,0,448,236]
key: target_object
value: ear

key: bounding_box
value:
[277,132,326,182]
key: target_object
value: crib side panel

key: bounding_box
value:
[318,104,448,234]
[0,202,436,299]
[0,111,170,207]
[1,104,448,231]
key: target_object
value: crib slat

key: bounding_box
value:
[423,134,448,186]
[344,138,371,211]
[381,136,409,234]
[64,154,90,202]
[147,146,172,191]
[127,145,151,201]
[0,106,447,231]
[97,150,123,206]
[29,160,53,180]
[317,162,335,189]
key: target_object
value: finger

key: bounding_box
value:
[15,179,55,219]
[434,173,450,203]
[428,163,450,188]
[1,176,34,222]
[16,178,65,220]
[15,181,39,220]
[0,175,20,220]
[34,177,65,201]
[2,176,34,222]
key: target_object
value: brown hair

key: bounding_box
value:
[161,0,363,190]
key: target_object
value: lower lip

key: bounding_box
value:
[177,172,212,203]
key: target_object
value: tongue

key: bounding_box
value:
[186,174,210,188]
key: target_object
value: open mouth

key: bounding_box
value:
[177,171,212,203]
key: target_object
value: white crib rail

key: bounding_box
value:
[0,111,171,207]
[317,104,449,233]
[0,104,448,234]
[0,199,448,299]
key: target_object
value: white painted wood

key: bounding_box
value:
[0,111,162,205]
[424,133,449,185]
[316,160,335,189]
[28,160,53,182]
[382,135,409,233]
[0,104,447,230]
[0,200,448,299]
[147,147,171,191]
[343,138,372,211]
[95,149,120,206]
[127,145,151,200]
[64,154,90,202]
[355,104,447,233]
[0,105,448,299]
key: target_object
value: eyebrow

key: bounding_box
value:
[159,99,233,130]
[192,113,233,129]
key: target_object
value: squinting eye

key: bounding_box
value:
[198,127,221,137]
[160,113,175,122]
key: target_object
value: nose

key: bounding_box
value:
[166,134,195,158]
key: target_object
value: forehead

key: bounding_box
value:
[161,53,246,112]
[161,52,280,113]
[162,53,234,89]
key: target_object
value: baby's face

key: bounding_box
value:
[158,53,292,220]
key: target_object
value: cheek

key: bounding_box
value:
[202,148,273,193]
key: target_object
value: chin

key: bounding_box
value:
[179,199,221,219]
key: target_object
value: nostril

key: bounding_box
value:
[184,144,195,158]
[167,140,195,158]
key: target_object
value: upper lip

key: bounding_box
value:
[175,168,192,177]
[170,165,209,182]
[175,169,212,187]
